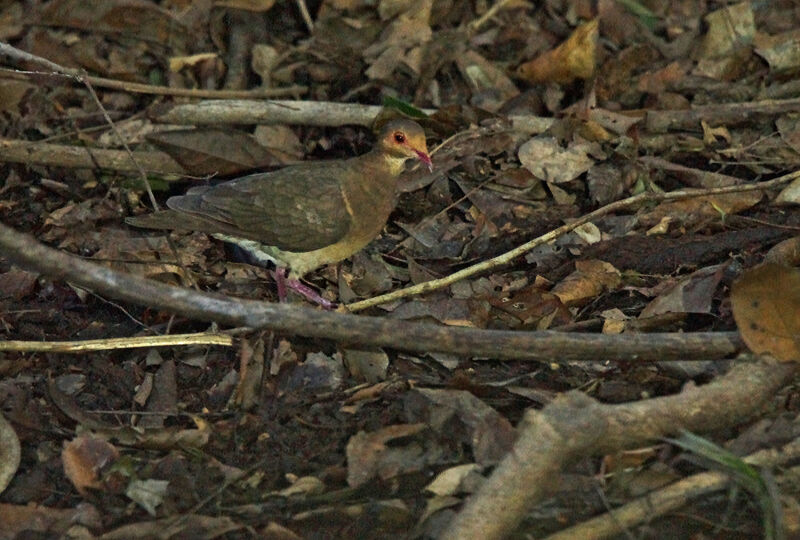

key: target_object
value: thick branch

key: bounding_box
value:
[441,359,799,540]
[0,222,742,362]
[150,99,553,133]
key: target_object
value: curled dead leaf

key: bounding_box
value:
[516,19,598,84]
[731,263,800,362]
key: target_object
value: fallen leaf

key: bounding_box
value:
[518,136,598,184]
[640,264,726,318]
[552,259,621,307]
[516,18,598,84]
[731,263,800,362]
[146,128,276,176]
[62,436,120,495]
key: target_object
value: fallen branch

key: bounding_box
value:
[0,138,185,174]
[441,359,799,540]
[543,437,800,540]
[150,99,554,133]
[345,168,800,311]
[0,332,233,353]
[646,96,800,133]
[0,222,742,362]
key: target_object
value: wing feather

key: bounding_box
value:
[166,162,352,252]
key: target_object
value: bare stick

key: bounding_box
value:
[469,0,519,32]
[345,168,800,312]
[0,222,743,362]
[0,332,233,353]
[647,96,800,133]
[441,359,799,540]
[294,0,314,33]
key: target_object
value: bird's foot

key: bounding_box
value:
[287,279,337,310]
[271,268,336,310]
[271,268,288,302]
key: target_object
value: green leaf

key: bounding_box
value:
[668,431,783,540]
[382,96,428,119]
[616,0,659,30]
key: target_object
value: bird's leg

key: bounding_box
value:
[286,278,337,310]
[271,267,336,310]
[271,267,288,302]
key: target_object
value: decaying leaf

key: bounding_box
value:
[551,259,621,308]
[640,264,726,318]
[146,128,276,176]
[731,263,800,362]
[62,436,120,495]
[516,18,598,84]
[518,136,598,184]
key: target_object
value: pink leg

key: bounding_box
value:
[271,268,288,302]
[287,278,337,310]
[271,267,336,310]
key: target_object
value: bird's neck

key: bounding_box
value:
[360,149,410,177]
[384,154,413,176]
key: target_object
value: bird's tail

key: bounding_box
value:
[125,210,202,231]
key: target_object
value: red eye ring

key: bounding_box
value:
[393,132,406,143]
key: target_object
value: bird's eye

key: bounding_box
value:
[393,132,406,143]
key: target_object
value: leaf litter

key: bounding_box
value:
[1,0,800,538]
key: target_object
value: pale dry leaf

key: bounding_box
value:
[518,136,597,184]
[731,263,800,362]
[551,259,621,307]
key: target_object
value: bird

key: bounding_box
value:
[126,118,432,307]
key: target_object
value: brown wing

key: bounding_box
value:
[167,161,352,252]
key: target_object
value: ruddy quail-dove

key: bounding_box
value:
[126,119,432,307]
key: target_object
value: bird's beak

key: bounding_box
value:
[415,149,433,172]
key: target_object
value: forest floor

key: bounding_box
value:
[1,0,800,538]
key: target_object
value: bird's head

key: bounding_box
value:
[376,119,433,174]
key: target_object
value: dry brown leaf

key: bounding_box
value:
[518,136,598,184]
[551,259,621,307]
[765,237,800,267]
[62,436,120,495]
[516,18,598,84]
[731,263,800,362]
[755,29,800,73]
[697,2,755,60]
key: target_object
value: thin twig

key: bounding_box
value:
[0,333,233,353]
[0,65,306,99]
[294,0,314,33]
[469,0,519,32]
[79,69,159,210]
[344,169,800,312]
